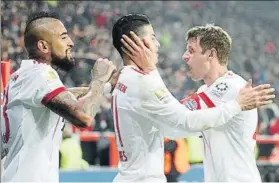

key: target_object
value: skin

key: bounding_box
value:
[29,19,74,67]
[120,29,275,111]
[183,37,228,86]
[26,18,117,128]
[121,24,160,67]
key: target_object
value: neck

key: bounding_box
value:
[123,57,141,69]
[28,54,51,65]
[203,65,228,86]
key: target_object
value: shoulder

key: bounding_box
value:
[125,67,171,102]
[19,61,59,81]
[118,67,163,92]
[197,84,207,93]
[30,64,61,85]
[207,71,246,100]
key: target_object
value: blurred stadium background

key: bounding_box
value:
[1,1,279,182]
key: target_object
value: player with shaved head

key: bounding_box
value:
[1,11,116,182]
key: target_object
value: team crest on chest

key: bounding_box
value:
[184,99,199,110]
[180,94,201,110]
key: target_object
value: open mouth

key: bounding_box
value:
[66,49,73,57]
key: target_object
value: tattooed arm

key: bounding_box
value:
[44,58,116,128]
[67,87,88,98]
[45,81,104,128]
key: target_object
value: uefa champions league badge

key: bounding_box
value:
[216,82,229,92]
[211,82,230,98]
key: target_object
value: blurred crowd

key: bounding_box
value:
[2,0,279,170]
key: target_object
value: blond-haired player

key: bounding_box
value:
[179,24,262,182]
[113,14,274,182]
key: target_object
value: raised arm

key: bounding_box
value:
[44,58,116,128]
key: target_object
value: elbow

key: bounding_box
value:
[79,115,93,128]
[70,114,93,128]
[84,117,93,128]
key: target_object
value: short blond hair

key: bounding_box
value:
[186,24,232,65]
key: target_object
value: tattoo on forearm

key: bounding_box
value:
[45,91,87,128]
[46,81,106,127]
[67,87,88,98]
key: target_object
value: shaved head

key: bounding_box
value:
[24,11,75,72]
[24,12,60,56]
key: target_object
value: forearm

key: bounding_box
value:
[78,80,106,117]
[45,81,105,128]
[67,87,89,98]
[135,99,241,132]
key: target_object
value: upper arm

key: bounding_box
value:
[21,67,91,128]
[20,67,66,107]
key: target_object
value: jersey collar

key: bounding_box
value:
[20,59,37,69]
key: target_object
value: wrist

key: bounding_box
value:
[89,80,105,96]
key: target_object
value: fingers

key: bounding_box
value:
[121,47,133,58]
[259,94,276,101]
[130,31,145,48]
[258,88,275,95]
[121,46,142,68]
[257,99,273,106]
[121,38,134,54]
[253,87,275,107]
[253,84,271,91]
[245,79,252,88]
[95,58,111,64]
[122,35,139,53]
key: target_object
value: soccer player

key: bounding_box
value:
[111,14,275,182]
[178,24,263,182]
[1,11,116,182]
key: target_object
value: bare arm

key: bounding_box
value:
[45,81,104,128]
[67,87,89,98]
[44,58,116,128]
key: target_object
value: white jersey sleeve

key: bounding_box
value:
[13,66,65,107]
[131,70,242,132]
[19,66,66,107]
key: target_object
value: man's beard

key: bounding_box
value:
[51,53,75,72]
